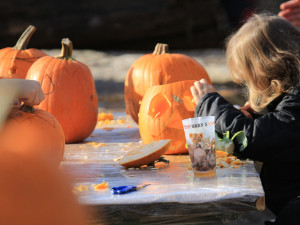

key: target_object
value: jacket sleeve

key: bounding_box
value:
[194,92,300,162]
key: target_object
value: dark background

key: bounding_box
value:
[0,0,286,51]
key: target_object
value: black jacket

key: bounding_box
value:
[195,86,300,215]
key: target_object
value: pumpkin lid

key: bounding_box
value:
[119,139,171,167]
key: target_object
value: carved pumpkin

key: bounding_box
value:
[26,38,98,143]
[0,105,65,166]
[139,80,197,154]
[0,25,47,79]
[0,150,88,225]
[124,43,211,123]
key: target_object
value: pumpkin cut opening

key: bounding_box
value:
[165,109,184,129]
[182,94,196,112]
[148,93,172,119]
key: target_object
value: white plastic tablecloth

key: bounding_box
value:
[60,112,264,206]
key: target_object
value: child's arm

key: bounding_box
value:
[191,80,256,119]
[0,79,44,106]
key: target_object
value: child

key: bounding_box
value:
[0,79,44,106]
[191,14,300,224]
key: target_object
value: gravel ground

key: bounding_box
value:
[43,48,245,110]
[44,48,231,84]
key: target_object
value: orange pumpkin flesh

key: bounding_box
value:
[124,43,211,123]
[0,150,88,225]
[0,25,47,79]
[119,139,171,167]
[139,80,197,154]
[26,38,98,143]
[0,105,65,166]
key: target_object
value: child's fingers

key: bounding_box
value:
[193,80,202,92]
[240,109,253,119]
[280,0,300,10]
[190,86,200,103]
[199,78,209,86]
[280,8,300,21]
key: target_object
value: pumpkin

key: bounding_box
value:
[0,25,47,79]
[124,43,211,123]
[0,105,65,166]
[0,150,88,225]
[26,38,98,143]
[119,139,171,167]
[139,80,197,154]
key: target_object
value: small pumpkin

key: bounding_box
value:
[124,43,211,123]
[139,80,197,154]
[26,38,98,143]
[0,104,65,166]
[0,25,47,79]
[0,150,88,225]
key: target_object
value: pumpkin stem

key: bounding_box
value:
[13,25,36,50]
[57,38,73,60]
[153,43,169,55]
[20,104,34,113]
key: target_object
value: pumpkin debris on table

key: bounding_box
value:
[97,112,114,121]
[216,151,243,168]
[87,142,106,147]
[124,42,211,124]
[117,119,125,124]
[214,131,248,168]
[26,38,98,143]
[119,139,171,167]
[73,185,89,192]
[0,25,47,79]
[93,181,109,190]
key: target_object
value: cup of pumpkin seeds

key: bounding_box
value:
[182,116,216,177]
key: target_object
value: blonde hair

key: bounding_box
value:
[226,13,300,111]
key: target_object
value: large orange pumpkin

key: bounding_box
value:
[139,80,197,154]
[0,150,88,225]
[26,38,98,143]
[0,25,47,79]
[0,105,65,166]
[124,43,211,123]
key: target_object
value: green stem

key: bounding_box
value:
[153,43,169,55]
[57,38,73,60]
[20,104,34,113]
[13,25,36,50]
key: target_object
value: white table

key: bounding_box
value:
[61,112,265,224]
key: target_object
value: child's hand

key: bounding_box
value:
[17,80,45,106]
[190,79,216,104]
[278,0,300,26]
[238,102,254,119]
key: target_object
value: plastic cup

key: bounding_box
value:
[182,116,216,177]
